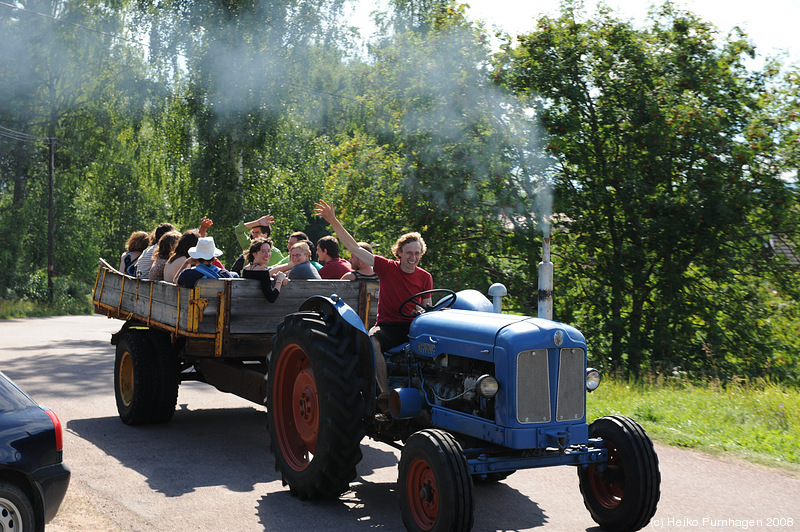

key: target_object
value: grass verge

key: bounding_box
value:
[587,379,800,474]
[0,297,92,320]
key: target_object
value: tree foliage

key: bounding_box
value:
[329,1,550,298]
[1,0,799,382]
[494,2,800,378]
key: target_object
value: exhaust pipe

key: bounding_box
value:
[538,228,553,320]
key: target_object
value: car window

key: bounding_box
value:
[0,372,36,412]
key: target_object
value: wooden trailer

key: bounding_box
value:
[91,259,378,420]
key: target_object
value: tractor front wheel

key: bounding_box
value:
[578,415,660,531]
[398,429,474,532]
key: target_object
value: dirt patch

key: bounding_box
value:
[48,481,132,532]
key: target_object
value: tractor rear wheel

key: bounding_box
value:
[267,311,365,500]
[399,429,474,532]
[114,330,157,425]
[578,415,660,531]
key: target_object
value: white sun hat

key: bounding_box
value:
[188,237,224,260]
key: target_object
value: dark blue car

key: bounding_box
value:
[0,370,71,531]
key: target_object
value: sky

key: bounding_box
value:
[350,0,800,66]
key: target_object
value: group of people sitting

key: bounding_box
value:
[121,201,434,412]
[118,213,378,302]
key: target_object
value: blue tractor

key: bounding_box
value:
[266,287,660,531]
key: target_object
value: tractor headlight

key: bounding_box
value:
[586,367,601,392]
[476,374,499,398]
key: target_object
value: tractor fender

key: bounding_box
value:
[299,294,370,336]
[297,295,376,407]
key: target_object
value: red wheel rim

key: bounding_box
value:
[406,458,438,530]
[273,344,319,471]
[118,351,134,407]
[589,441,623,509]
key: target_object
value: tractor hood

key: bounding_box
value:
[408,309,585,363]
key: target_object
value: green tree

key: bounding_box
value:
[133,0,359,255]
[0,0,153,297]
[329,0,549,300]
[494,3,800,378]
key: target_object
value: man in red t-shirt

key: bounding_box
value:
[314,200,432,401]
[316,235,353,279]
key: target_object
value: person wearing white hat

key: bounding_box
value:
[176,236,239,288]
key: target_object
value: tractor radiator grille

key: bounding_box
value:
[556,348,585,421]
[516,349,551,423]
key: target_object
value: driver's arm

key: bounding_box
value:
[314,200,374,267]
[411,296,433,316]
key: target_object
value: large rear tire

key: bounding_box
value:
[267,311,365,500]
[398,429,474,532]
[578,415,660,532]
[114,330,158,425]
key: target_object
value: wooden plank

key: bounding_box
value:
[227,279,369,334]
[92,262,379,344]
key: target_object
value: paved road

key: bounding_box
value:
[1,315,799,531]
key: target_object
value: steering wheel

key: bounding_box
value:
[399,289,457,318]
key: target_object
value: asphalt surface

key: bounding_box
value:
[1,314,799,531]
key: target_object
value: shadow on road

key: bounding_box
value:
[68,406,549,531]
[2,342,115,399]
[257,472,549,531]
[68,406,276,495]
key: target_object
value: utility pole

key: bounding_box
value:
[48,135,55,302]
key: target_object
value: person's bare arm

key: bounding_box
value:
[244,215,274,229]
[199,216,213,237]
[314,200,374,267]
[270,262,294,274]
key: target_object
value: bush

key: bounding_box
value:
[0,271,92,319]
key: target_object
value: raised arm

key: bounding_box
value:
[313,200,374,267]
[198,216,214,238]
[235,215,275,251]
[244,214,274,229]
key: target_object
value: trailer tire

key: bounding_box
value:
[578,415,660,532]
[114,330,157,425]
[147,331,179,424]
[267,311,365,500]
[399,429,474,532]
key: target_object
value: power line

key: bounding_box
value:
[0,0,149,49]
[0,124,54,143]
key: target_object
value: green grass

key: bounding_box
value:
[0,297,92,320]
[588,378,800,474]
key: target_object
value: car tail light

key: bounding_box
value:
[44,409,64,451]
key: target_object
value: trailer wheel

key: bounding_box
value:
[399,429,474,532]
[267,312,365,500]
[147,331,179,424]
[578,415,660,532]
[115,330,158,425]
